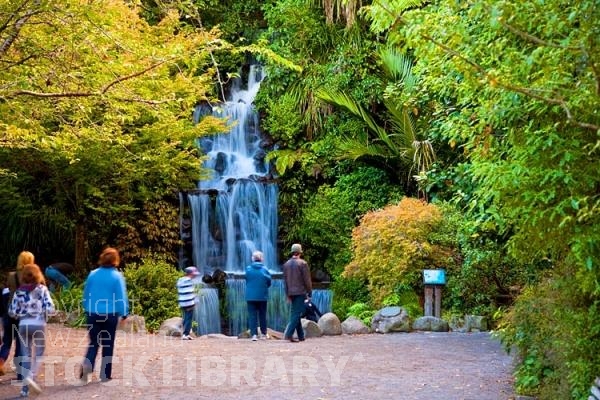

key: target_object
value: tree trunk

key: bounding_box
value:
[74,219,90,278]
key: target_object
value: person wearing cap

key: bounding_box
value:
[177,266,200,340]
[282,243,312,342]
[245,251,272,341]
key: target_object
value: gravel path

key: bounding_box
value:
[0,324,516,400]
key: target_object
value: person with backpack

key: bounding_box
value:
[0,251,34,375]
[9,263,55,397]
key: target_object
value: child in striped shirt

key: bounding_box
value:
[176,267,200,340]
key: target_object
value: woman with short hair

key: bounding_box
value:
[80,247,129,384]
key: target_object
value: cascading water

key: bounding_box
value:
[185,65,331,336]
[189,65,277,275]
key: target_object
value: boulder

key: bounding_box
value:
[301,319,323,337]
[449,315,488,332]
[412,316,449,332]
[341,316,371,335]
[118,315,146,334]
[159,316,183,337]
[318,312,343,335]
[266,328,284,340]
[371,306,411,333]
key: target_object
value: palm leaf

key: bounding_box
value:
[316,88,393,148]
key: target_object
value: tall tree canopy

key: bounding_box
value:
[364,0,600,397]
[0,0,226,270]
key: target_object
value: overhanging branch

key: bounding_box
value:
[377,3,599,133]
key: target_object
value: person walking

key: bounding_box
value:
[177,266,200,340]
[282,244,312,343]
[245,251,272,341]
[0,251,34,375]
[80,247,129,384]
[9,263,55,397]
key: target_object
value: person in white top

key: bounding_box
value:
[9,263,55,397]
[176,267,200,340]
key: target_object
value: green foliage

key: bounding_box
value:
[292,166,403,276]
[116,200,182,264]
[331,275,370,321]
[0,0,228,269]
[345,197,454,306]
[123,255,181,332]
[316,47,435,189]
[51,284,86,328]
[346,302,375,326]
[388,286,422,318]
[366,0,600,396]
[497,260,600,399]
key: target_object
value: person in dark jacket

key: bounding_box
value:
[282,243,312,342]
[245,251,272,341]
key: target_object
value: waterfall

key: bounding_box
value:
[188,65,278,276]
[185,65,333,336]
[193,282,221,335]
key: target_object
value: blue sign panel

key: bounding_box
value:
[423,269,446,285]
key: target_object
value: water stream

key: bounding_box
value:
[185,66,331,335]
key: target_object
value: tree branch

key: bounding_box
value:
[497,18,581,51]
[0,1,42,57]
[101,60,168,94]
[376,3,600,133]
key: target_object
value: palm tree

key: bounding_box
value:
[316,46,435,194]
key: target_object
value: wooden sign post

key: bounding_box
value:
[423,269,446,318]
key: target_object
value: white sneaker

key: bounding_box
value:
[251,334,258,341]
[181,334,193,340]
[259,333,269,340]
[24,377,42,394]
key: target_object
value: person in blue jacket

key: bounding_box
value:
[79,247,129,384]
[245,251,272,341]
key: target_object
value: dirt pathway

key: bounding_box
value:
[0,324,515,400]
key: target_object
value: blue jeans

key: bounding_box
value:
[181,307,194,336]
[45,266,72,292]
[16,323,46,382]
[83,314,119,380]
[247,301,267,336]
[0,316,21,376]
[284,295,306,340]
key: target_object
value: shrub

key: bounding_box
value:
[51,284,86,328]
[497,259,600,399]
[344,197,452,306]
[123,255,181,332]
[331,275,370,321]
[346,302,376,326]
[294,166,403,277]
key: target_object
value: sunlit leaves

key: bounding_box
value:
[344,197,444,305]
